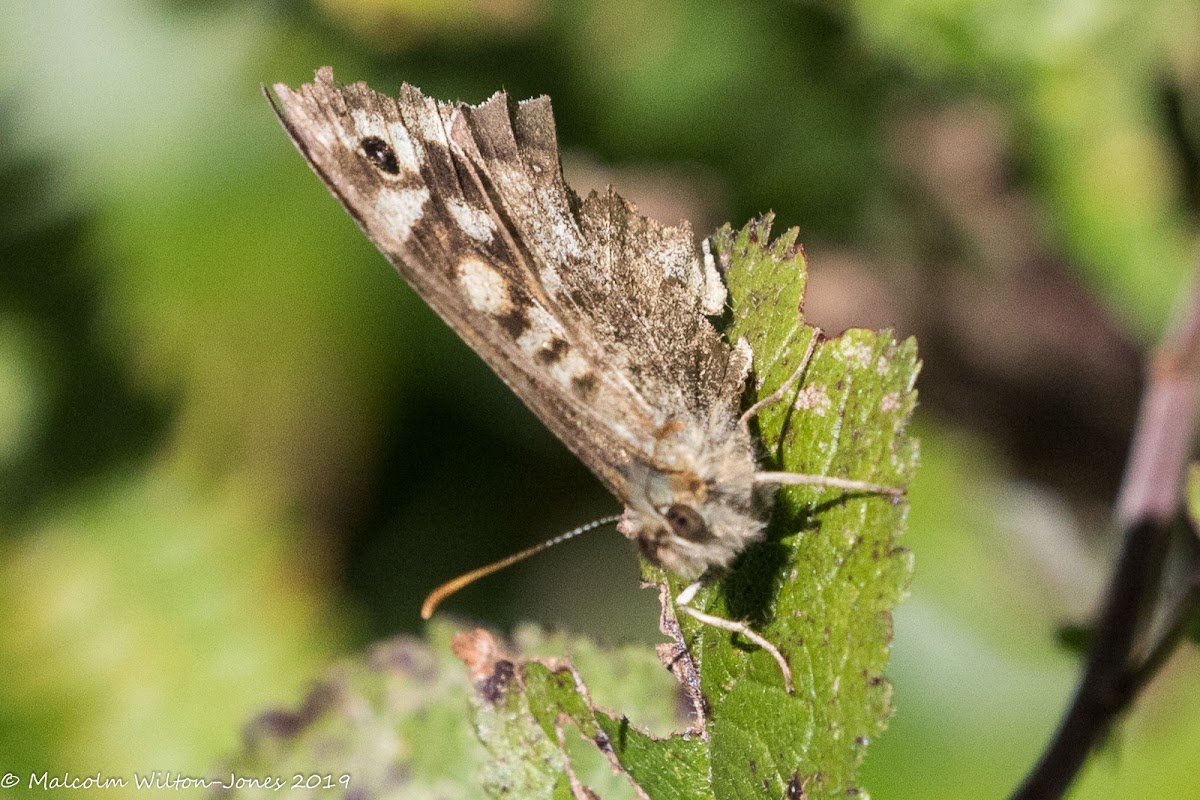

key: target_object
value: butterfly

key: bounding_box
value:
[267,68,901,692]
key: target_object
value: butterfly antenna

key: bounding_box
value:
[420,514,622,620]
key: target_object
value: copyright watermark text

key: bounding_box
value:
[1,770,351,792]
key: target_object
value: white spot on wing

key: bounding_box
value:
[376,187,430,244]
[384,121,424,172]
[349,109,382,138]
[700,238,727,315]
[423,101,456,143]
[305,114,337,149]
[490,161,585,268]
[548,215,585,260]
[538,265,563,295]
[446,198,497,242]
[881,392,900,412]
[516,306,598,393]
[457,257,513,314]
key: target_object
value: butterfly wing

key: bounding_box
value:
[269,68,745,499]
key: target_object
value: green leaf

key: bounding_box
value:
[220,622,690,798]
[663,217,917,797]
[454,625,707,799]
[222,622,486,799]
[462,217,919,798]
[222,219,920,798]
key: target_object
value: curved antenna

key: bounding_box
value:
[420,514,622,620]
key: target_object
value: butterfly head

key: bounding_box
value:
[617,418,764,580]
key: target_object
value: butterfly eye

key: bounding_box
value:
[664,504,710,543]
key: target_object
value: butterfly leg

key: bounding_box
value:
[738,327,822,428]
[754,471,905,497]
[674,581,795,694]
[740,326,906,498]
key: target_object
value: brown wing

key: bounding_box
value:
[452,90,744,422]
[268,68,743,497]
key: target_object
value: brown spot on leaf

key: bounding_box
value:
[368,637,437,682]
[452,628,504,679]
[786,773,808,800]
[246,682,337,745]
[383,764,411,791]
[479,660,515,704]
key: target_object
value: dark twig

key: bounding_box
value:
[1011,264,1200,800]
[1009,519,1169,800]
[1123,563,1200,700]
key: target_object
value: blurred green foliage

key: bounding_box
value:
[224,622,489,799]
[1,0,1197,797]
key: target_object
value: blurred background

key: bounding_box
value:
[1,0,1198,796]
